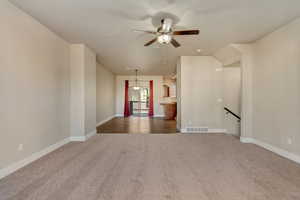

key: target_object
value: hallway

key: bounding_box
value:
[97,117,178,134]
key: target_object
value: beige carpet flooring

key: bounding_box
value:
[1,134,300,200]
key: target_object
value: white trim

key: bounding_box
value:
[86,129,97,139]
[70,136,86,142]
[240,137,300,165]
[180,128,227,133]
[96,116,115,127]
[240,137,254,143]
[70,129,97,142]
[0,129,101,180]
[180,128,187,133]
[0,137,70,180]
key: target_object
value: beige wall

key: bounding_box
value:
[176,59,182,130]
[115,76,164,116]
[84,47,97,135]
[179,56,224,131]
[0,1,70,168]
[251,18,300,156]
[233,44,254,139]
[70,44,85,137]
[96,63,115,124]
[70,44,97,137]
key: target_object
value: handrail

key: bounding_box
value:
[224,107,241,120]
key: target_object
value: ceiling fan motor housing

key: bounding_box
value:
[141,16,199,48]
[159,18,173,33]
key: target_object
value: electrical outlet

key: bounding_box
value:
[287,138,292,145]
[18,144,23,151]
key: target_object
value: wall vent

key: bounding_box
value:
[186,127,209,133]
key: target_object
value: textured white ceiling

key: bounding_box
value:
[9,0,300,75]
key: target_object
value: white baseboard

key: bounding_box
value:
[240,137,255,143]
[97,116,115,127]
[181,128,227,133]
[240,137,300,165]
[70,136,86,142]
[86,129,97,139]
[115,114,124,117]
[180,128,186,133]
[0,128,101,180]
[0,137,70,180]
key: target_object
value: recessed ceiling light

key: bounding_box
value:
[196,49,202,53]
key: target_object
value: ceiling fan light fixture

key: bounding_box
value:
[137,18,199,48]
[157,34,172,44]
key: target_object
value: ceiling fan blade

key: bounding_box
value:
[133,29,157,34]
[171,38,181,48]
[144,38,157,46]
[173,30,200,35]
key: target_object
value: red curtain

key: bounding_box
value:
[149,80,154,117]
[124,80,130,117]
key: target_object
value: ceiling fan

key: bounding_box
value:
[134,18,200,48]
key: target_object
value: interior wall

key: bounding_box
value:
[0,1,70,168]
[70,44,97,137]
[176,59,182,130]
[251,18,300,156]
[84,46,97,135]
[115,76,164,117]
[179,56,224,131]
[232,44,254,139]
[96,63,115,124]
[70,44,85,137]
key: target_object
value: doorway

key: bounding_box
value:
[129,86,150,117]
[223,63,241,136]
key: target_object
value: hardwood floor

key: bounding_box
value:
[97,117,178,134]
[1,134,300,200]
